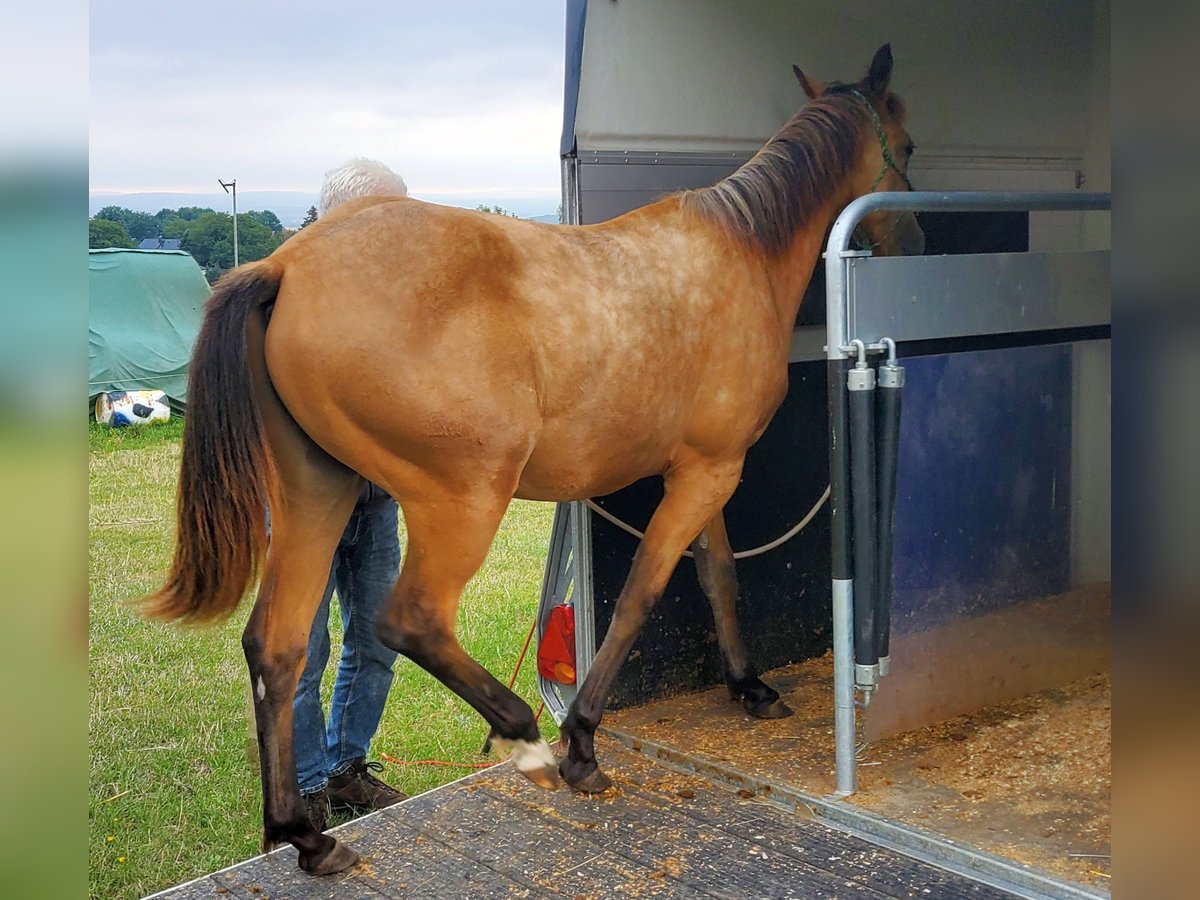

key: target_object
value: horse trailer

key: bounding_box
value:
[537,1,1110,896]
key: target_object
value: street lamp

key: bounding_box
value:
[219,178,238,268]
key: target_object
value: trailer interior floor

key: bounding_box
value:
[603,657,1110,895]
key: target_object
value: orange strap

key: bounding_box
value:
[381,617,545,770]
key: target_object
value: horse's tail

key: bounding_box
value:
[143,259,284,623]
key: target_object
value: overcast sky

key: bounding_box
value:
[89,1,566,200]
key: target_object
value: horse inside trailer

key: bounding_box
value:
[537,0,1110,896]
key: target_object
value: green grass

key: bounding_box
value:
[89,428,558,899]
[89,417,185,453]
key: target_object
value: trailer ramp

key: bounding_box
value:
[152,741,1021,899]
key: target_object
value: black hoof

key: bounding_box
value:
[559,758,613,794]
[743,696,794,719]
[299,836,361,876]
[729,674,794,720]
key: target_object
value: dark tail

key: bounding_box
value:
[143,260,283,623]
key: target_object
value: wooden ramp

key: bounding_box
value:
[153,741,1018,899]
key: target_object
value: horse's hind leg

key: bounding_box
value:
[375,485,559,789]
[692,511,793,719]
[560,459,745,793]
[242,453,361,875]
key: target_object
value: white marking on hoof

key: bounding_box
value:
[491,737,556,774]
[256,676,266,701]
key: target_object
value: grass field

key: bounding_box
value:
[88,421,558,899]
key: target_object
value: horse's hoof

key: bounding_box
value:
[492,737,560,789]
[744,696,794,719]
[521,763,562,791]
[560,759,613,794]
[299,837,360,876]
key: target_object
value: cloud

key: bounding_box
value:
[89,1,566,195]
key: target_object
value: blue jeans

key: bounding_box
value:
[292,500,401,795]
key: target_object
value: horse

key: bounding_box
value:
[145,44,923,875]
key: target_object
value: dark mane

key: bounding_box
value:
[680,89,872,256]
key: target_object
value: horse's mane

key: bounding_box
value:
[681,88,880,256]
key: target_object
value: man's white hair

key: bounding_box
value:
[318,158,408,216]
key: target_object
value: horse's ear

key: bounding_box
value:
[867,44,893,96]
[793,64,825,100]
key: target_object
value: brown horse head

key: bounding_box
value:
[795,44,925,257]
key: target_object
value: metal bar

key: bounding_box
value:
[848,250,1109,346]
[560,156,581,225]
[832,579,856,798]
[828,358,851,581]
[892,324,1110,360]
[829,191,1112,260]
[825,191,1110,361]
[825,248,869,361]
[571,500,596,681]
[535,503,576,724]
[827,355,856,796]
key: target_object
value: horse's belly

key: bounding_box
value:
[515,419,674,501]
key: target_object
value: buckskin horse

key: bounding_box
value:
[146,45,923,874]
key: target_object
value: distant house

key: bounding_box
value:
[137,238,182,251]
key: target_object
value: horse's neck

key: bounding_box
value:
[762,196,848,332]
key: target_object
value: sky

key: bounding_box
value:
[89,1,566,205]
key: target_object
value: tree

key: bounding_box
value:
[150,206,218,240]
[300,206,318,228]
[176,206,214,221]
[124,210,158,241]
[94,205,128,223]
[181,211,286,282]
[235,213,285,262]
[93,205,157,241]
[475,204,519,217]
[179,212,230,270]
[247,209,284,232]
[160,216,190,239]
[154,208,182,233]
[89,218,134,249]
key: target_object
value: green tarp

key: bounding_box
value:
[88,249,209,409]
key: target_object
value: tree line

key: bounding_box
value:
[91,202,529,284]
[89,205,309,283]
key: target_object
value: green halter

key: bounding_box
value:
[849,89,914,252]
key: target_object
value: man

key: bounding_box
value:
[294,159,410,830]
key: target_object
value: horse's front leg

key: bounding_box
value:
[560,459,744,793]
[692,510,793,719]
[242,497,360,876]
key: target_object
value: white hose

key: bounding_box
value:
[582,484,831,560]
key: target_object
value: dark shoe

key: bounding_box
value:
[302,788,330,832]
[326,758,407,812]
